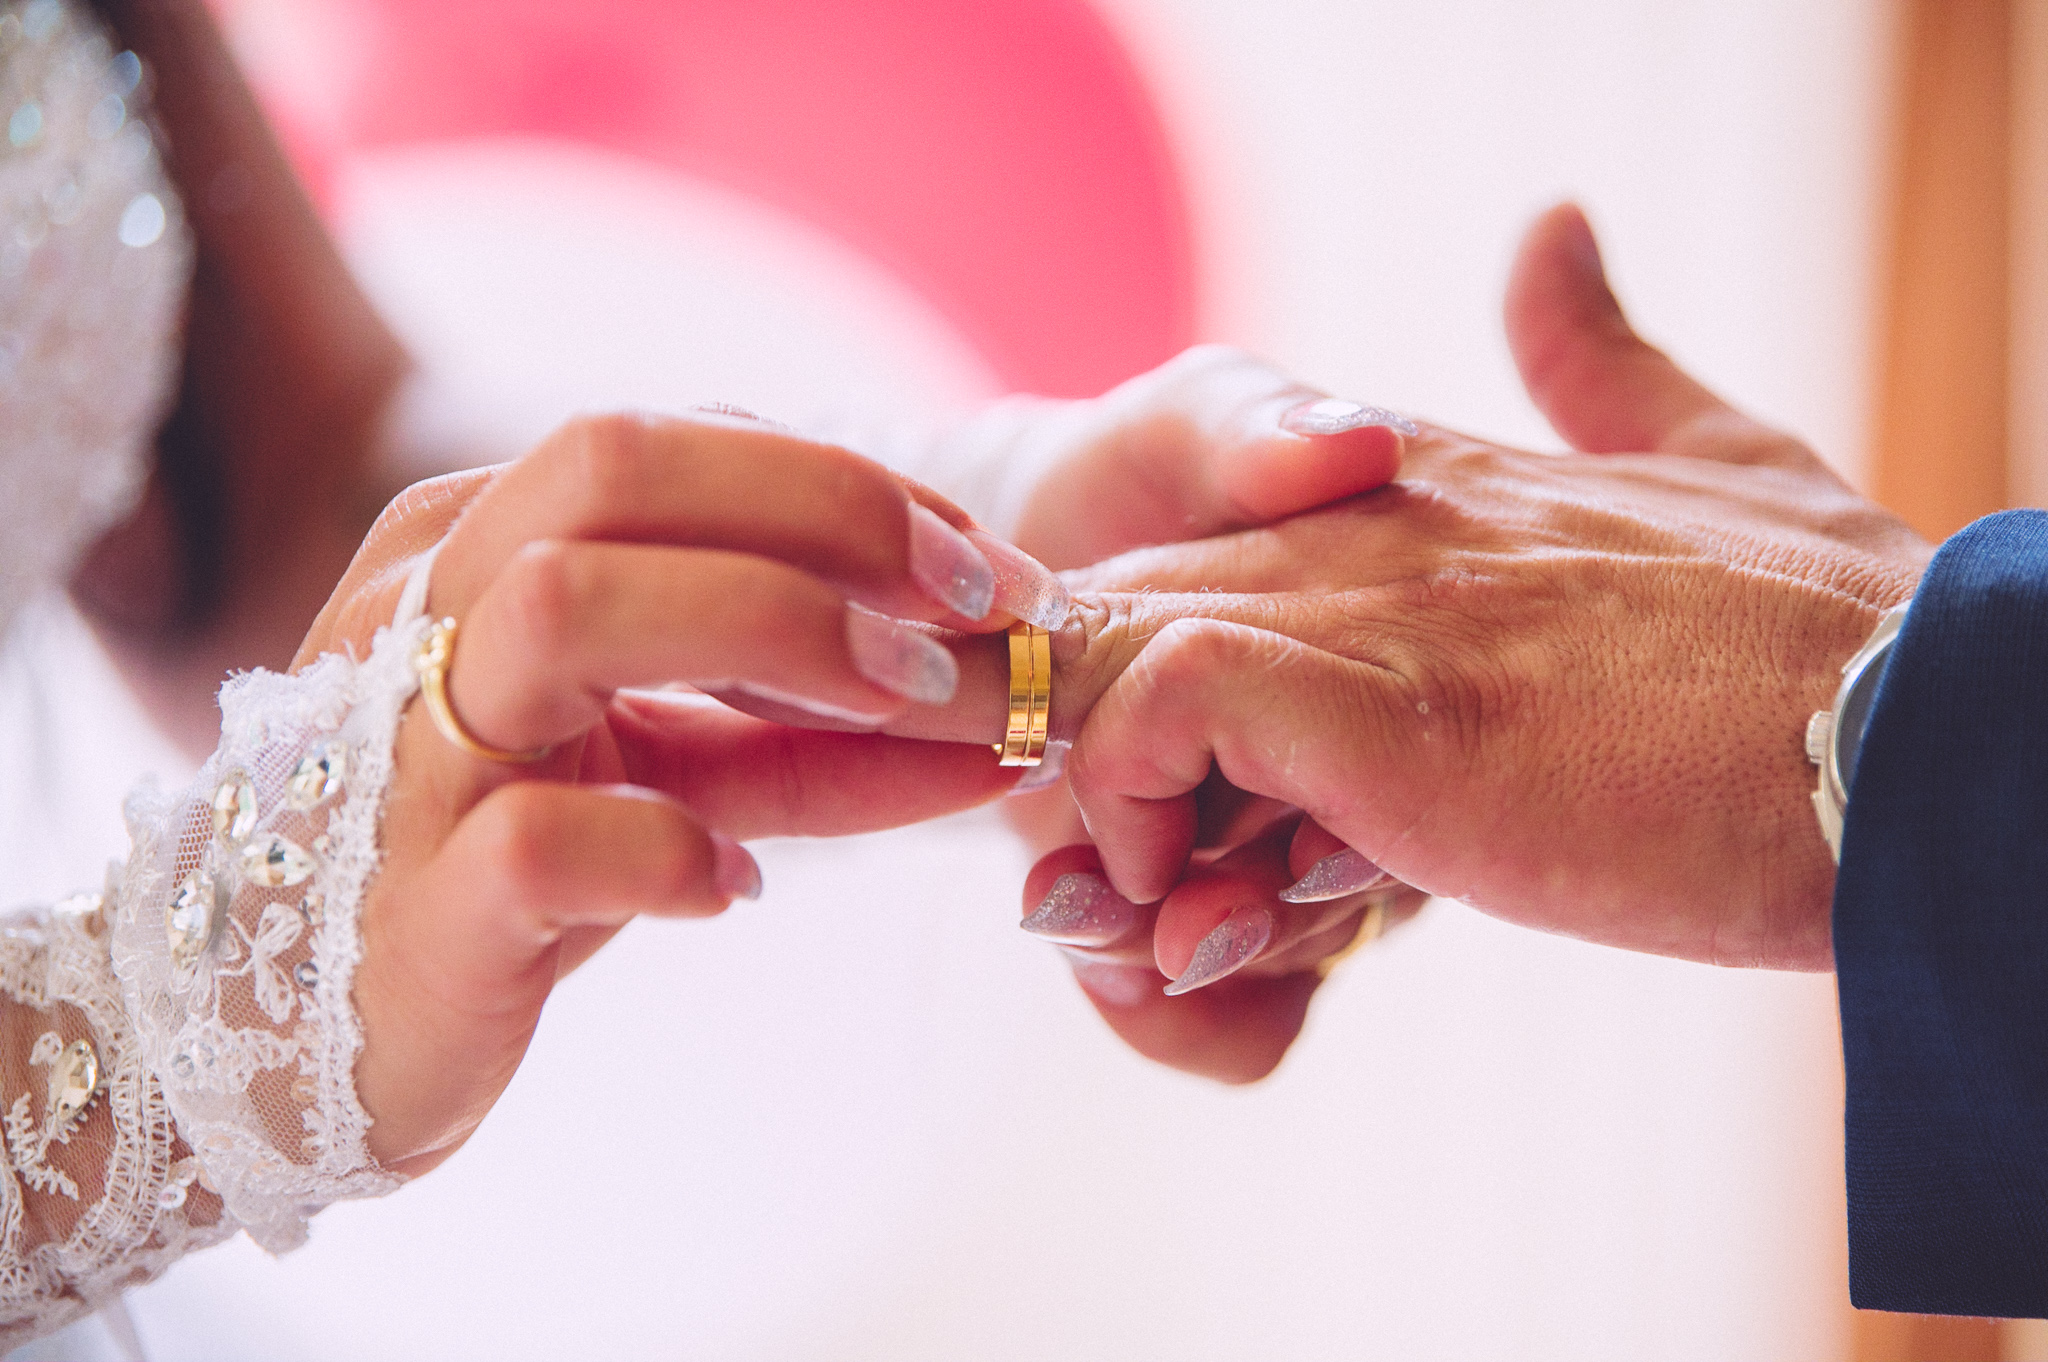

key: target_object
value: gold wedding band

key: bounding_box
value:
[993,621,1051,767]
[413,617,554,765]
[1315,899,1389,980]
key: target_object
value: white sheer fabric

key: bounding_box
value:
[0,600,424,1348]
[826,397,1076,539]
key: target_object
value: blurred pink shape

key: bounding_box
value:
[240,0,1196,397]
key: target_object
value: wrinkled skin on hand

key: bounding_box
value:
[1037,205,1932,980]
[885,205,1932,1078]
[1049,406,1924,971]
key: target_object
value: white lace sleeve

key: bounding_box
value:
[0,588,429,1345]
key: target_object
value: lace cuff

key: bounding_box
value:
[0,562,429,1344]
[107,610,428,1251]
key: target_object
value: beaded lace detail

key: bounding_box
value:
[110,614,425,1254]
[0,0,189,640]
[0,607,426,1346]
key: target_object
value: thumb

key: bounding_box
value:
[1504,203,1733,454]
[1012,346,1410,568]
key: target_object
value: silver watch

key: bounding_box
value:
[1805,604,1911,861]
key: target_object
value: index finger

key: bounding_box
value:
[430,411,1023,630]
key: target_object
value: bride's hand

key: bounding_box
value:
[1018,817,1427,1082]
[297,411,1051,1174]
[981,343,1413,573]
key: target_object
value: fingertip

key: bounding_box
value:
[1505,201,1730,454]
[1506,201,1622,357]
[1096,848,1178,913]
[1062,950,1159,1008]
[710,832,762,902]
[1222,418,1405,522]
[1276,397,1419,441]
[1286,818,1352,879]
[1161,905,1273,995]
[1023,843,1109,907]
[1089,970,1319,1084]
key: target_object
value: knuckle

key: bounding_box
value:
[1117,617,1260,723]
[646,816,713,902]
[471,784,565,893]
[369,471,481,545]
[556,412,657,515]
[1057,593,1133,733]
[827,466,913,575]
[497,540,587,656]
[1135,618,1232,687]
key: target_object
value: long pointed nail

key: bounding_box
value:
[1279,849,1392,904]
[710,832,762,902]
[1061,950,1157,1007]
[1021,871,1136,946]
[845,606,958,704]
[909,503,996,620]
[1163,906,1273,996]
[1279,398,1419,438]
[1008,739,1070,795]
[967,529,1072,630]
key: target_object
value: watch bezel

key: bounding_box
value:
[1812,603,1910,859]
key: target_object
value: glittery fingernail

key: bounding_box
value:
[968,528,1072,630]
[1163,906,1273,996]
[1278,848,1392,904]
[909,503,997,620]
[1279,397,1419,438]
[1062,950,1157,1007]
[845,606,958,705]
[1021,871,1136,946]
[686,403,803,436]
[710,832,762,902]
[1007,740,1070,795]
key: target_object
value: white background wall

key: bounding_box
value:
[7,3,1896,1358]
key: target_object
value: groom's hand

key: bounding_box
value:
[885,205,1930,1079]
[1058,205,1925,972]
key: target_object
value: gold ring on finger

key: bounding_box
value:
[992,621,1051,767]
[412,617,554,765]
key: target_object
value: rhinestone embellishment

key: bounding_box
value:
[158,1157,201,1210]
[293,960,318,989]
[211,772,258,844]
[167,871,224,963]
[46,1039,98,1128]
[241,834,316,888]
[285,745,346,811]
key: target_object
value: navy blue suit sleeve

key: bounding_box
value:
[1836,508,2048,1317]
